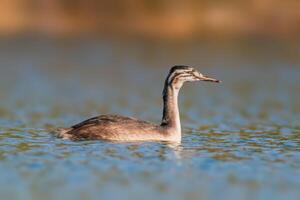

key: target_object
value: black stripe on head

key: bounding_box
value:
[170,74,193,85]
[169,65,192,74]
[167,65,193,84]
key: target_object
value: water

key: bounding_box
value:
[0,38,300,200]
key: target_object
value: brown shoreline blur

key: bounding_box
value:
[0,0,300,40]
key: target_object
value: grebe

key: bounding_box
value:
[55,65,220,142]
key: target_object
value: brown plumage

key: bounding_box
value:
[54,65,220,142]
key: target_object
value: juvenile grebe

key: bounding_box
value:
[55,65,220,142]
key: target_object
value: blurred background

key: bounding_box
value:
[0,1,300,200]
[1,0,300,39]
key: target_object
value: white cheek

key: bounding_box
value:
[184,77,196,82]
[173,80,184,89]
[168,74,176,84]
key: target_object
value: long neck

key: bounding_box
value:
[161,84,181,134]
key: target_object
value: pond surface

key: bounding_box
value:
[0,38,299,200]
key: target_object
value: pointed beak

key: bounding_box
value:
[197,75,221,83]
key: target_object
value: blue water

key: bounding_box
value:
[0,38,299,200]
